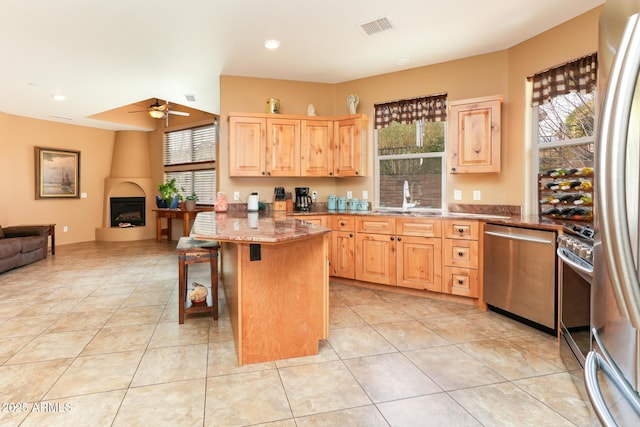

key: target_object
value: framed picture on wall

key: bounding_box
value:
[35,147,81,199]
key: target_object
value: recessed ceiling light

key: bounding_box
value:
[264,39,280,50]
[52,94,66,101]
[184,94,197,102]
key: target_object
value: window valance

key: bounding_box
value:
[374,93,447,129]
[529,53,598,107]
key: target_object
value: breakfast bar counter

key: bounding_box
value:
[190,212,330,365]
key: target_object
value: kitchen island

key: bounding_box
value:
[190,212,330,365]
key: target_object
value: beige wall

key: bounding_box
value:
[0,113,115,244]
[219,8,599,212]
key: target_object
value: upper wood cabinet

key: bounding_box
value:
[334,115,368,177]
[448,95,502,174]
[228,115,266,177]
[229,113,368,178]
[301,119,334,177]
[267,118,300,176]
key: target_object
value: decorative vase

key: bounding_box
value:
[168,195,179,209]
[155,195,167,208]
[214,192,228,212]
[347,94,359,114]
[185,200,196,211]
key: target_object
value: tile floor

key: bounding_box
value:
[0,240,592,426]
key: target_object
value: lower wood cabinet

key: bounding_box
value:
[355,232,395,285]
[397,236,442,291]
[355,217,442,291]
[442,219,480,297]
[330,216,356,279]
[323,214,481,300]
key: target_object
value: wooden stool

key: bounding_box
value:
[176,237,219,324]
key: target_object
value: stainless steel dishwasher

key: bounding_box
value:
[483,223,557,332]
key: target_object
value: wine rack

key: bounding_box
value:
[538,168,593,222]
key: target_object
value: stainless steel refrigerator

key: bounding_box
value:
[588,0,640,424]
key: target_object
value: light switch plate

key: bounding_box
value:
[233,191,240,201]
[347,190,353,199]
[454,190,462,200]
[362,190,368,200]
[473,190,481,201]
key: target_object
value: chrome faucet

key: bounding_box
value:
[402,180,416,210]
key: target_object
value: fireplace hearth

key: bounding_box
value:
[110,197,145,227]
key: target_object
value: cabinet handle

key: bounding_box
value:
[458,279,464,285]
[458,251,465,256]
[458,228,465,233]
[261,171,266,175]
[397,237,402,241]
[349,233,353,238]
[267,172,271,176]
[390,236,395,241]
[329,172,333,176]
[340,222,346,226]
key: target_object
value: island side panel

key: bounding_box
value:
[221,241,243,363]
[239,234,328,365]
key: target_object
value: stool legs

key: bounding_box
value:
[178,248,218,324]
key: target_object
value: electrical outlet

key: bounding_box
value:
[81,192,87,198]
[233,191,240,201]
[362,190,368,200]
[473,190,481,201]
[311,190,318,198]
[454,190,462,201]
[346,190,353,199]
[63,226,68,232]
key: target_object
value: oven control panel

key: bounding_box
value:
[557,234,593,266]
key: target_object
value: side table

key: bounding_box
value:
[176,237,219,324]
[154,208,213,242]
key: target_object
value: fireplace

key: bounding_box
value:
[110,197,145,227]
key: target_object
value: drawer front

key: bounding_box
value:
[444,220,479,240]
[444,239,478,268]
[357,217,395,234]
[444,266,478,297]
[300,215,327,227]
[396,218,441,237]
[331,216,355,231]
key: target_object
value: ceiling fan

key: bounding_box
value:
[129,99,190,122]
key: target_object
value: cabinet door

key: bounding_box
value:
[266,118,300,176]
[334,115,368,177]
[448,96,501,173]
[331,230,355,279]
[229,116,266,177]
[355,233,395,285]
[301,120,334,177]
[397,236,442,292]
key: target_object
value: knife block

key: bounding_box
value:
[272,200,286,211]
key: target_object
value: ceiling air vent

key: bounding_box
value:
[360,17,393,36]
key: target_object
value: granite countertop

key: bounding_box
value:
[190,211,330,244]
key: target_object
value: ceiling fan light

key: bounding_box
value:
[149,109,165,119]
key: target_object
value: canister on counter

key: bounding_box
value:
[328,195,337,210]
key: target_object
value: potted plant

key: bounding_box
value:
[184,192,198,211]
[157,178,180,209]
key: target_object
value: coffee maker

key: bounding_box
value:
[294,187,312,212]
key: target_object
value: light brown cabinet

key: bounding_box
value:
[228,113,367,178]
[443,219,479,297]
[334,115,368,177]
[355,216,442,291]
[448,95,502,174]
[330,216,356,279]
[301,119,334,177]
[228,115,266,177]
[396,218,442,292]
[267,118,300,176]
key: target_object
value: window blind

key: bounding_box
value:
[163,122,217,205]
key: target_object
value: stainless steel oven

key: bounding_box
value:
[557,223,594,401]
